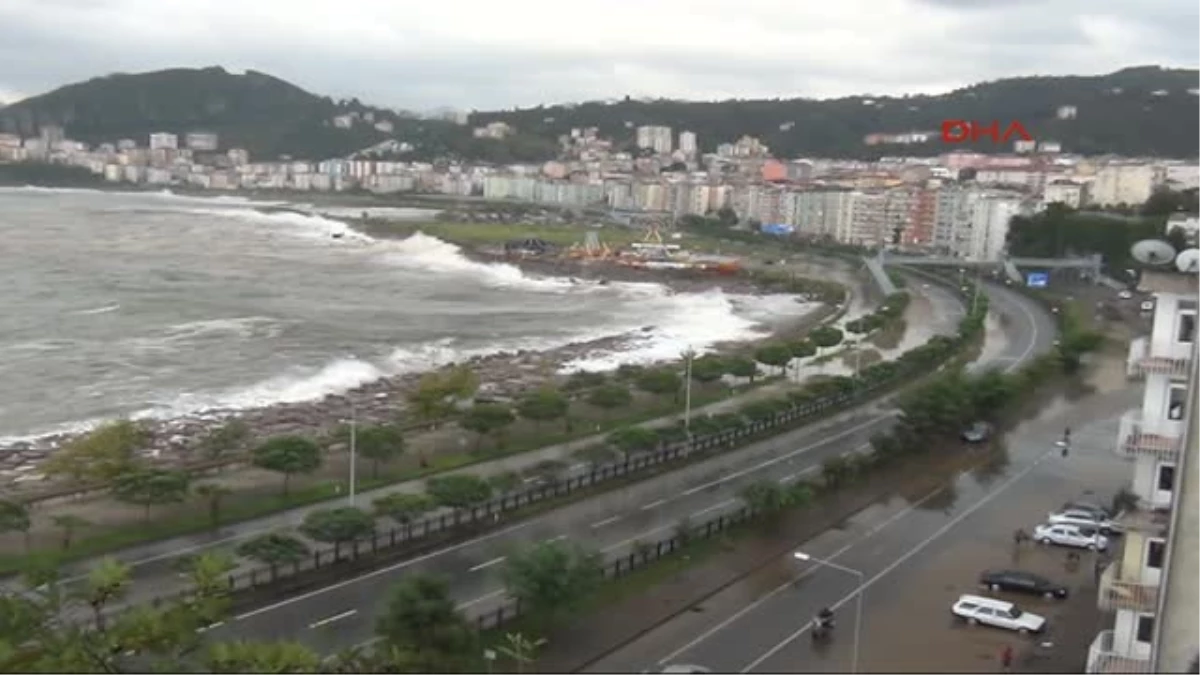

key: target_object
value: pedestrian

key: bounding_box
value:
[1001,644,1014,673]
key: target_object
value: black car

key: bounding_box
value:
[979,570,1068,599]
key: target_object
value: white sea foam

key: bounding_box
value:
[179,206,374,243]
[71,303,121,316]
[376,232,588,293]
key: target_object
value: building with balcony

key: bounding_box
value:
[1088,268,1199,675]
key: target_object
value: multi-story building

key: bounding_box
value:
[1088,265,1198,674]
[965,191,1023,261]
[1091,162,1157,207]
[635,126,673,155]
[678,131,697,158]
[933,184,978,254]
[149,132,178,150]
[1044,180,1086,209]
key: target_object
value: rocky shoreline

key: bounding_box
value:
[0,256,826,493]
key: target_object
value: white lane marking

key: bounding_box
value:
[692,498,738,519]
[468,556,506,572]
[680,416,894,497]
[194,620,224,634]
[309,609,357,629]
[654,482,949,666]
[545,534,568,543]
[458,589,505,609]
[233,520,536,621]
[592,516,622,529]
[997,288,1041,373]
[738,449,1054,673]
[642,499,668,511]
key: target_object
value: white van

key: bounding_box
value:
[951,594,1046,634]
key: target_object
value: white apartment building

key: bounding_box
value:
[678,131,698,158]
[966,192,1022,261]
[185,132,219,151]
[1043,180,1085,209]
[1091,163,1157,207]
[635,126,673,154]
[1089,266,1199,674]
[934,185,978,254]
[149,132,178,150]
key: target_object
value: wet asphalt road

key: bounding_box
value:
[589,383,1135,673]
[190,279,1054,655]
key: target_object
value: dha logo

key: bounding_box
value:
[941,120,1033,144]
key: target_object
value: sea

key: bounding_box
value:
[0,187,811,443]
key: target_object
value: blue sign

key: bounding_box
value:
[1026,272,1049,288]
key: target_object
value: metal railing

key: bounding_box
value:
[1116,410,1184,461]
[1127,337,1193,379]
[1086,630,1153,674]
[1097,562,1161,614]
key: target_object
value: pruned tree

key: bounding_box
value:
[300,507,375,558]
[236,533,311,566]
[196,420,250,461]
[40,420,146,484]
[51,514,90,551]
[502,539,603,629]
[194,483,233,530]
[586,384,632,417]
[374,574,477,673]
[372,493,436,526]
[111,468,190,521]
[356,425,406,478]
[635,368,683,402]
[425,474,493,511]
[0,499,32,551]
[724,355,758,382]
[754,343,794,374]
[460,403,516,451]
[251,436,322,496]
[516,387,570,431]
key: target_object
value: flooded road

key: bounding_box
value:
[583,379,1139,673]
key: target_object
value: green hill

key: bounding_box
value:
[470,65,1199,159]
[0,66,462,161]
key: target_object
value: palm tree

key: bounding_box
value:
[194,483,233,530]
[51,514,90,551]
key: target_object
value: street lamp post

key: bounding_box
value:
[682,347,695,440]
[348,400,358,506]
[794,551,865,674]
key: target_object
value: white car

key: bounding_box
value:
[1047,508,1120,535]
[1033,523,1109,551]
[1118,290,1133,299]
[951,594,1046,634]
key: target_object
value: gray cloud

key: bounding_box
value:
[0,0,1194,110]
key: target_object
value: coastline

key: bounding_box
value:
[0,247,837,493]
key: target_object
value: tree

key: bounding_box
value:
[236,533,311,566]
[194,483,233,529]
[251,436,322,496]
[0,500,31,551]
[502,539,603,628]
[689,355,728,382]
[426,474,493,510]
[375,574,477,672]
[809,326,844,348]
[460,403,516,451]
[373,493,436,525]
[563,370,606,391]
[635,368,683,402]
[587,383,632,416]
[739,480,791,514]
[493,632,547,675]
[356,425,406,478]
[408,366,479,423]
[206,641,322,673]
[40,419,146,483]
[725,355,758,381]
[754,343,793,374]
[300,507,376,558]
[516,387,570,431]
[82,557,131,630]
[716,205,739,225]
[196,420,250,460]
[607,426,659,456]
[111,469,190,521]
[789,339,817,359]
[51,514,90,551]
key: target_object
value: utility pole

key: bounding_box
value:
[348,399,358,506]
[683,347,695,440]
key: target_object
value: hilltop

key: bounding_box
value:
[471,66,1199,159]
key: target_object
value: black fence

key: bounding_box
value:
[192,276,980,606]
[473,504,759,632]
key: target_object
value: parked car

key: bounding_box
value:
[1118,290,1133,300]
[961,421,993,443]
[979,570,1069,599]
[1047,508,1120,535]
[951,594,1046,634]
[1061,501,1113,521]
[1033,523,1109,551]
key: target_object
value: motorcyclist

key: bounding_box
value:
[814,607,835,632]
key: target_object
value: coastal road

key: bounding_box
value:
[191,280,1053,654]
[586,368,1128,673]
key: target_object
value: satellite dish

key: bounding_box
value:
[1176,248,1200,274]
[1131,239,1177,266]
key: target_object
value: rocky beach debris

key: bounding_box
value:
[0,255,821,493]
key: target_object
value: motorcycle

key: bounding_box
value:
[811,616,835,642]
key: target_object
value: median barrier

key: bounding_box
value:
[210,284,986,609]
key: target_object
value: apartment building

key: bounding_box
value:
[635,125,673,154]
[1088,266,1199,674]
[1091,163,1157,207]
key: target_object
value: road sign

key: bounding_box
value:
[1026,272,1049,288]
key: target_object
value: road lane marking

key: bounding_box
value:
[194,621,224,634]
[642,499,668,510]
[692,499,737,519]
[737,449,1054,673]
[591,516,622,529]
[468,556,506,572]
[458,589,505,609]
[233,519,536,621]
[655,483,949,666]
[680,416,895,497]
[309,610,357,629]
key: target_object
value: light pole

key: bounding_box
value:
[794,551,864,674]
[682,347,695,440]
[348,400,358,506]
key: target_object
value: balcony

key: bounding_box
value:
[1116,410,1183,461]
[1126,337,1193,379]
[1086,630,1153,674]
[1098,561,1160,613]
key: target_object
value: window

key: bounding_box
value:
[1136,615,1156,643]
[1147,540,1166,569]
[1179,312,1197,344]
[1168,386,1188,420]
[1159,464,1177,492]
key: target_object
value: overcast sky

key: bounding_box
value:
[0,0,1196,111]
